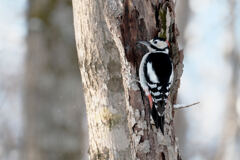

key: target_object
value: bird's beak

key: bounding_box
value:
[137,41,151,51]
[137,41,150,47]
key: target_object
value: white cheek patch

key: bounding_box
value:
[147,62,159,83]
[157,42,168,49]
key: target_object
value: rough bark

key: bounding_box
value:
[73,0,183,159]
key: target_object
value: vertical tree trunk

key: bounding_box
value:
[73,0,183,159]
[23,0,87,159]
[215,0,240,159]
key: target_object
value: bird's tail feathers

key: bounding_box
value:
[151,102,165,134]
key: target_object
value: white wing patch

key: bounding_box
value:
[147,62,159,83]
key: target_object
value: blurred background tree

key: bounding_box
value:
[22,0,87,159]
[215,0,240,159]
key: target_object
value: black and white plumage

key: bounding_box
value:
[138,38,173,134]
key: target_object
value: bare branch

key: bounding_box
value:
[174,102,200,110]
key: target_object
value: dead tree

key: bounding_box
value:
[73,0,183,159]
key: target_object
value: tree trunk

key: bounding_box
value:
[72,0,183,159]
[215,0,240,159]
[23,0,87,159]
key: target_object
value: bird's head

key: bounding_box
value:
[137,38,170,54]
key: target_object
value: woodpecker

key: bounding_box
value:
[138,37,173,134]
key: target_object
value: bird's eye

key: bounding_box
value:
[154,41,157,44]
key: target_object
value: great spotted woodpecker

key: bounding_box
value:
[138,37,173,134]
